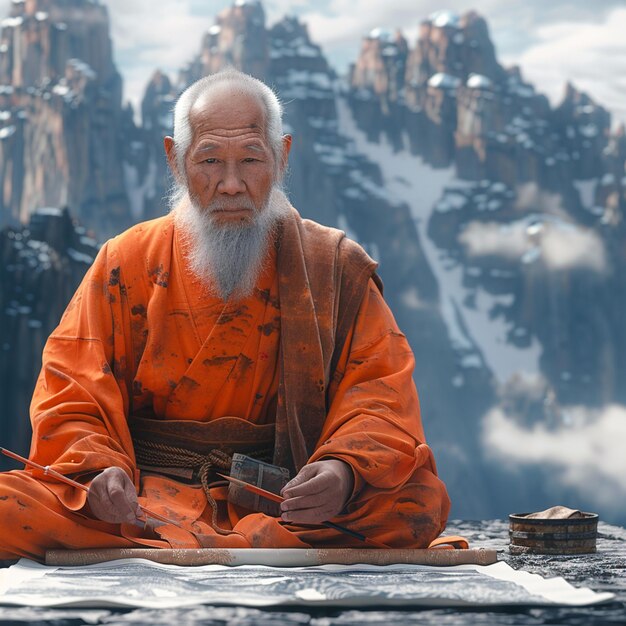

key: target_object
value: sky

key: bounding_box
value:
[0,0,624,124]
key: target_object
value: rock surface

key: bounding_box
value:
[0,206,97,457]
[0,519,623,625]
[0,0,133,237]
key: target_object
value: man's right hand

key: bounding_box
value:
[87,467,143,524]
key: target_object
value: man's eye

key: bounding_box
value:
[242,157,258,163]
[203,158,218,164]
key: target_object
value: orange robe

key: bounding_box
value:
[0,210,450,560]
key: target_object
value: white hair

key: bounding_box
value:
[173,187,291,301]
[172,68,285,176]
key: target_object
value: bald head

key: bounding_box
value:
[169,69,286,178]
[187,85,272,169]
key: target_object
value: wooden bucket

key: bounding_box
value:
[509,512,598,555]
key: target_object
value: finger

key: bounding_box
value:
[99,490,130,523]
[282,473,329,499]
[88,468,139,523]
[282,505,337,525]
[281,492,327,513]
[281,464,320,495]
[108,484,140,523]
[122,481,143,519]
[109,469,141,518]
[89,492,122,523]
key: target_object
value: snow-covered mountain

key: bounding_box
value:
[1,0,624,523]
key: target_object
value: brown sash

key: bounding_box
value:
[129,415,275,481]
[273,205,381,474]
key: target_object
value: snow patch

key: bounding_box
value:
[33,207,63,216]
[337,98,542,383]
[429,10,460,29]
[337,213,359,243]
[400,286,423,310]
[124,158,157,221]
[368,27,392,41]
[467,74,492,90]
[67,248,94,265]
[601,173,615,186]
[573,179,597,209]
[428,73,461,90]
[1,16,23,28]
[0,125,16,139]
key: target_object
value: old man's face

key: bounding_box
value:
[165,84,292,301]
[183,86,279,222]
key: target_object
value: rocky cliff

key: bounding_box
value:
[347,9,626,521]
[0,206,97,460]
[0,0,133,237]
[346,9,626,409]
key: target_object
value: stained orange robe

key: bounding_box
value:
[0,212,450,560]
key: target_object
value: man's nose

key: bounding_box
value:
[217,162,246,195]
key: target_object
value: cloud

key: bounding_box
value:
[504,7,626,126]
[540,224,607,272]
[459,221,527,259]
[482,404,626,515]
[459,217,608,273]
[106,0,626,128]
[102,0,212,108]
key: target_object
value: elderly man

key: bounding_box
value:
[0,69,450,560]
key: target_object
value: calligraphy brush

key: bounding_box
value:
[0,447,184,530]
[217,472,390,549]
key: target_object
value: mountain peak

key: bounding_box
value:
[191,0,268,79]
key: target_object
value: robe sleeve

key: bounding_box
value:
[28,240,137,511]
[309,277,438,499]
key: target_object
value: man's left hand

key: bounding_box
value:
[280,459,354,524]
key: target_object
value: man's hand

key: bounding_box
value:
[280,459,354,525]
[87,467,143,524]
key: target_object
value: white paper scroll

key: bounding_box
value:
[0,558,614,609]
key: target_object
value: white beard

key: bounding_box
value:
[172,186,291,301]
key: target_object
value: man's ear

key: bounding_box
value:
[279,134,292,174]
[164,136,183,182]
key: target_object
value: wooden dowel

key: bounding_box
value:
[46,547,498,568]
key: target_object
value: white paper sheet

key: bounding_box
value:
[0,558,614,609]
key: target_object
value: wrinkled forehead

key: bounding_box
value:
[188,83,268,139]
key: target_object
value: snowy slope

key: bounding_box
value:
[336,97,543,386]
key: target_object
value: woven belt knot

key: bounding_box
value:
[133,438,271,535]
